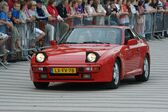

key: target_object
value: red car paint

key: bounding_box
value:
[30,26,150,83]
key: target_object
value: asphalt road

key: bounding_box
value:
[0,38,168,112]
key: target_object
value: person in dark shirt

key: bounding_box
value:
[36,0,55,43]
[56,0,68,19]
[56,0,69,37]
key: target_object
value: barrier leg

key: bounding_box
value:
[0,58,7,69]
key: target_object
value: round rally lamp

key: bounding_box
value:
[36,52,47,63]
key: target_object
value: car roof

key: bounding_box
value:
[73,25,129,29]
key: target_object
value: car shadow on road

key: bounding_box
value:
[46,78,143,91]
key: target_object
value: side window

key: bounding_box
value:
[124,29,134,44]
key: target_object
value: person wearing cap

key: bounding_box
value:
[36,0,55,43]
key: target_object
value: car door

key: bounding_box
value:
[122,29,141,75]
[130,29,147,70]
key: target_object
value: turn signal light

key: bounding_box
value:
[78,67,100,73]
[32,67,48,73]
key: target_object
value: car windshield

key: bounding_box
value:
[59,28,122,45]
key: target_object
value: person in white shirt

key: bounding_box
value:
[85,0,98,25]
[93,0,106,25]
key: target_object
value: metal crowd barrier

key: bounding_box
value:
[144,12,154,39]
[152,11,164,39]
[4,11,168,62]
[0,53,7,69]
[164,11,168,36]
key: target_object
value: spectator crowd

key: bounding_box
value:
[0,0,168,65]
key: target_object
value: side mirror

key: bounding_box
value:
[127,39,138,46]
[50,40,57,46]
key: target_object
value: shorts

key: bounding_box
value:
[34,28,44,38]
[0,32,8,40]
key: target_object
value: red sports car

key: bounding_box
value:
[30,26,150,89]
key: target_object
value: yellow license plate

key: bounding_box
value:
[51,68,77,74]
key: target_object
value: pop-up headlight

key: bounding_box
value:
[36,52,47,63]
[86,52,100,63]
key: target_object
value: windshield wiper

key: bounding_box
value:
[82,41,110,44]
[61,42,79,44]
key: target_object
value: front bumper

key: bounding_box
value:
[30,64,113,83]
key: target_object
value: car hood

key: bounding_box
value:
[42,44,119,64]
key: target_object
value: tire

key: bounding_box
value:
[33,82,49,89]
[135,56,150,82]
[107,60,120,89]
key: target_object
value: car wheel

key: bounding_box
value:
[33,82,49,89]
[135,56,150,82]
[107,60,120,89]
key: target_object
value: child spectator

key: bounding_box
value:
[11,1,22,51]
[12,2,22,25]
[0,1,13,33]
[7,10,21,52]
